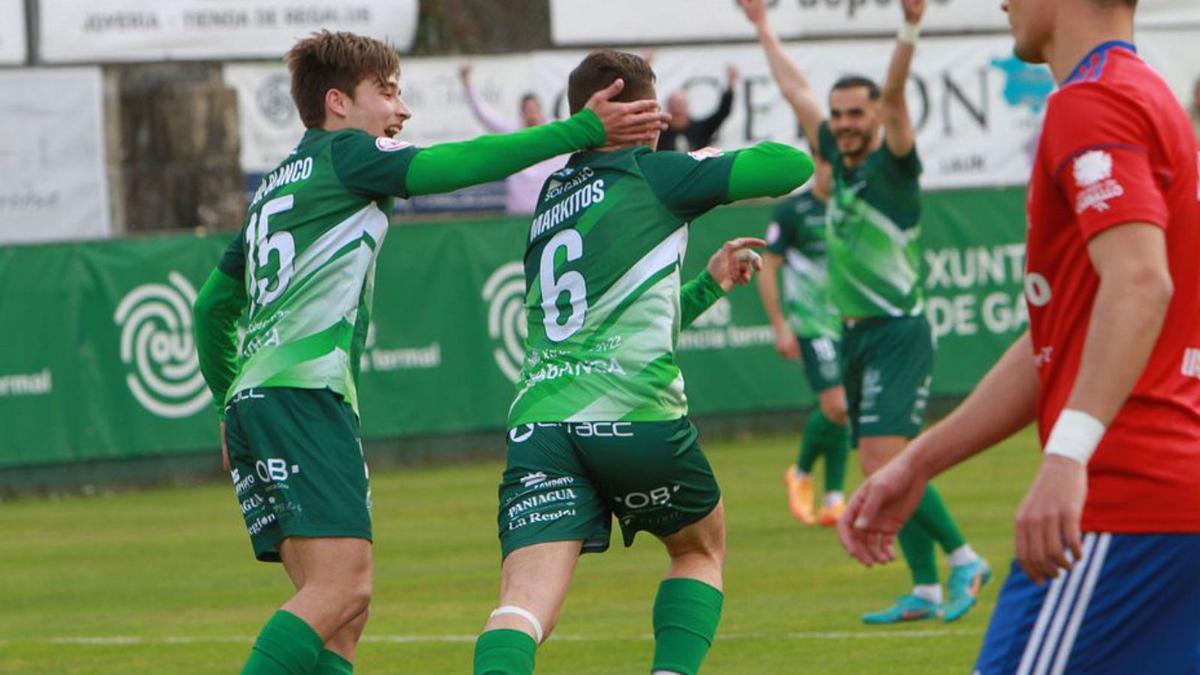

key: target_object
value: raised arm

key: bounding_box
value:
[740,0,824,149]
[459,62,521,134]
[880,0,926,158]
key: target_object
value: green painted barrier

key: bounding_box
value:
[0,188,1026,468]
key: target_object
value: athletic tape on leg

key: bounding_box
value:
[490,606,544,644]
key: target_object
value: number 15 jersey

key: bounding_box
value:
[219,128,421,412]
[509,146,738,426]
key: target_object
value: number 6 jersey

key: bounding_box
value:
[509,146,739,425]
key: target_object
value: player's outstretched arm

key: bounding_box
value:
[739,0,824,148]
[727,143,815,201]
[192,265,247,416]
[405,79,669,196]
[839,331,1039,566]
[680,238,765,328]
[880,0,925,158]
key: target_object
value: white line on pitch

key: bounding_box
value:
[18,628,982,647]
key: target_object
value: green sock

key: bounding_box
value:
[909,483,967,554]
[241,610,324,675]
[821,418,849,493]
[897,518,939,586]
[312,649,353,674]
[473,629,536,675]
[797,410,827,473]
[652,578,724,675]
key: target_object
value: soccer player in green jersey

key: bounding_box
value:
[756,158,851,527]
[742,0,990,624]
[191,32,670,675]
[472,50,814,675]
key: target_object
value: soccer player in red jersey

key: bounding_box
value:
[838,0,1200,671]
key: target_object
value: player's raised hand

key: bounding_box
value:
[458,62,472,83]
[707,237,766,291]
[1014,455,1086,584]
[726,63,740,86]
[585,79,670,146]
[838,453,927,566]
[219,421,230,473]
[738,0,769,27]
[901,0,927,24]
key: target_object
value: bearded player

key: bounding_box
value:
[742,0,988,623]
[192,31,668,675]
[841,0,1200,672]
[471,50,814,675]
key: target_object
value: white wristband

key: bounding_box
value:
[898,22,921,45]
[1044,409,1106,465]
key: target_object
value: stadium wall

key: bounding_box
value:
[0,188,1025,489]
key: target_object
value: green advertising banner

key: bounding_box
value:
[0,188,1026,468]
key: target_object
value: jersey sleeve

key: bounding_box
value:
[1043,84,1169,239]
[330,131,423,200]
[193,259,247,418]
[638,148,739,221]
[817,121,838,163]
[641,143,814,221]
[679,270,726,329]
[765,200,796,256]
[884,142,922,178]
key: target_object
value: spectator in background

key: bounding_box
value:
[459,62,566,214]
[657,63,739,151]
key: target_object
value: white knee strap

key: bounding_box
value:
[490,606,544,644]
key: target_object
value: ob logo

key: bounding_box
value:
[482,262,528,383]
[114,271,212,418]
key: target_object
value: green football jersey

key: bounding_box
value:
[219,128,420,412]
[765,191,840,339]
[818,122,923,318]
[508,146,738,425]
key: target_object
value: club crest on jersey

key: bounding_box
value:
[688,146,724,161]
[1073,150,1124,214]
[375,136,411,152]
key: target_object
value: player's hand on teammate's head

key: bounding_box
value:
[707,237,765,292]
[901,0,927,24]
[838,454,926,567]
[585,79,670,146]
[1014,455,1086,585]
[738,0,769,26]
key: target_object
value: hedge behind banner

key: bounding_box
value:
[0,188,1026,468]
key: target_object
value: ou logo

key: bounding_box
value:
[482,262,529,383]
[114,272,212,418]
[1024,273,1052,307]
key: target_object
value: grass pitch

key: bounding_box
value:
[0,427,1041,674]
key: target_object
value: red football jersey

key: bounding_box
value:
[1026,41,1200,532]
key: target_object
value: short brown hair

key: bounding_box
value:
[567,49,656,115]
[286,31,400,128]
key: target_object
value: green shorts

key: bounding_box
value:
[798,334,843,393]
[223,387,372,563]
[497,417,720,559]
[842,316,934,445]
